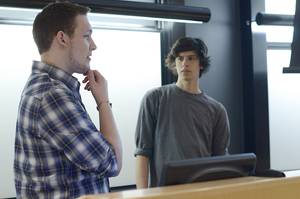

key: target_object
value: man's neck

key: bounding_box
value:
[41,53,72,75]
[176,79,201,94]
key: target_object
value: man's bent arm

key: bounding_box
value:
[135,155,149,189]
[84,69,122,175]
[97,99,122,175]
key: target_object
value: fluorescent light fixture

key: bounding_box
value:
[88,12,203,24]
[0,6,40,12]
[0,0,210,24]
[86,0,210,24]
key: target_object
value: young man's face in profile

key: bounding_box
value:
[67,14,97,75]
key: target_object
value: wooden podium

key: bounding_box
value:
[79,170,300,199]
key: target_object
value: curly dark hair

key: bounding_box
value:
[165,37,211,78]
[32,1,91,55]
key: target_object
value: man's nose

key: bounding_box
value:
[90,38,97,51]
[183,58,188,66]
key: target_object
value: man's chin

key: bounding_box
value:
[83,69,89,76]
[80,65,90,75]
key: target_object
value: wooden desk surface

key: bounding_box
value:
[79,170,300,199]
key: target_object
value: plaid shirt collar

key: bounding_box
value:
[32,60,80,94]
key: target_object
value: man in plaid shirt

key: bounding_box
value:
[14,2,122,198]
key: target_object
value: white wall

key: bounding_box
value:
[0,23,161,198]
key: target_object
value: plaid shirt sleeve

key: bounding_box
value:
[38,87,118,177]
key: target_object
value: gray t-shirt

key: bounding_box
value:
[134,83,230,187]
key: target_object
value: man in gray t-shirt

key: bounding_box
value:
[134,37,230,188]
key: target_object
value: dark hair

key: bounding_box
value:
[165,37,211,78]
[32,1,91,54]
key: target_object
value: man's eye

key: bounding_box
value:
[84,35,90,39]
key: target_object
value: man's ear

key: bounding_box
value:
[56,30,68,47]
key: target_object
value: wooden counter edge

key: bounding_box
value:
[78,175,300,199]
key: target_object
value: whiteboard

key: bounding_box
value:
[0,24,161,198]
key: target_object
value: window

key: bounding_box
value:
[264,0,300,171]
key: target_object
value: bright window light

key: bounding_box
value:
[265,26,294,43]
[265,0,300,171]
[267,50,300,171]
[264,0,296,42]
[265,0,296,14]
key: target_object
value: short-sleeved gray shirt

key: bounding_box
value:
[134,83,230,187]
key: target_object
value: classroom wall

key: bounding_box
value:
[185,0,244,154]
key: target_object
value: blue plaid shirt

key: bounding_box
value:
[14,61,118,199]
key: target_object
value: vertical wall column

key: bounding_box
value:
[240,0,270,172]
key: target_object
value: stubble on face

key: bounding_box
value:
[68,41,90,75]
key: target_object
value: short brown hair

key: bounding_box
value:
[165,37,211,78]
[33,1,91,54]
